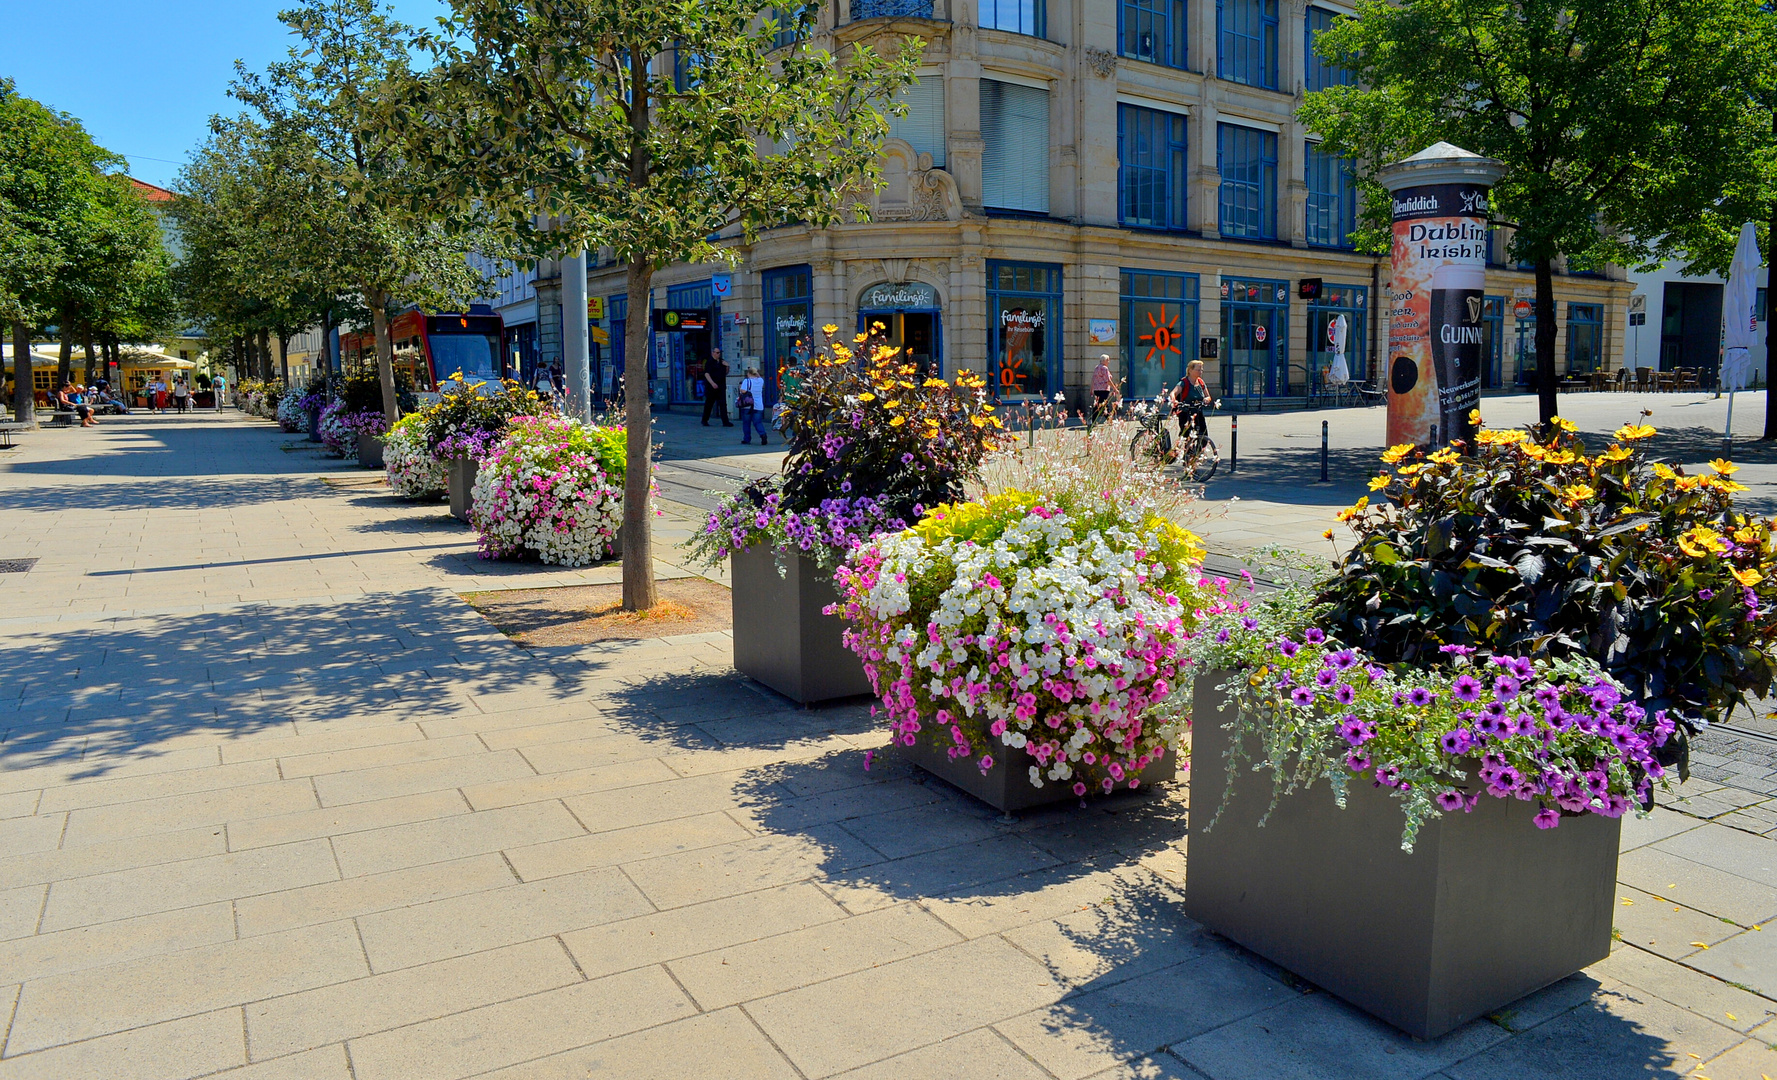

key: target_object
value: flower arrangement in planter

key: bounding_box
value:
[240,379,284,420]
[1184,414,1777,1039]
[383,409,447,500]
[832,414,1210,809]
[470,416,628,566]
[275,387,309,433]
[318,400,386,459]
[423,373,550,465]
[689,325,1003,704]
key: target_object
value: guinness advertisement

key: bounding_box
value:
[1377,153,1503,448]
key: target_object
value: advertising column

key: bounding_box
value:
[1376,144,1505,448]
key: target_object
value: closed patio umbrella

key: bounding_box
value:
[1721,222,1761,451]
[1328,314,1351,385]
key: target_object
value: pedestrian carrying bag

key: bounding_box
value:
[737,388,755,410]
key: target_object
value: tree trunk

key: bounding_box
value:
[621,257,657,612]
[278,330,291,388]
[56,321,72,390]
[1764,146,1777,438]
[83,330,96,387]
[366,289,400,425]
[10,321,33,423]
[257,327,273,384]
[1534,259,1559,428]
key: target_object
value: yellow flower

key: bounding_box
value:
[884,400,902,410]
[1468,408,1484,428]
[1543,450,1579,466]
[1521,444,1548,461]
[1428,448,1460,465]
[858,392,876,402]
[1398,463,1425,476]
[971,415,990,427]
[1733,567,1765,587]
[1652,463,1679,481]
[1596,445,1632,463]
[1734,526,1763,544]
[1381,444,1415,465]
[1550,416,1579,433]
[1560,483,1595,505]
[822,324,839,335]
[1711,458,1740,475]
[1714,478,1750,494]
[1323,529,1335,540]
[854,332,868,344]
[1369,474,1391,491]
[1678,526,1730,558]
[1615,423,1656,441]
[924,378,948,388]
[1335,496,1371,522]
[1676,475,1702,492]
[889,415,906,427]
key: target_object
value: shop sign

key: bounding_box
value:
[860,281,937,309]
[774,311,808,335]
[1087,319,1117,345]
[651,308,710,332]
[1254,325,1268,344]
[587,296,605,321]
[711,273,733,299]
[1001,308,1045,331]
[1513,300,1533,319]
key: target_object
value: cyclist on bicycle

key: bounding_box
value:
[1170,360,1215,442]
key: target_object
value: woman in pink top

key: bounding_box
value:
[1090,354,1117,422]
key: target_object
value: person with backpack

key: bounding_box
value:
[737,365,766,446]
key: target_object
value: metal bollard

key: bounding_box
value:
[1430,422,1439,447]
[1229,415,1238,474]
[1321,420,1329,483]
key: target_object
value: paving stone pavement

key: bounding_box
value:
[0,408,1773,1078]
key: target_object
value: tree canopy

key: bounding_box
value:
[1300,0,1777,425]
[395,0,922,609]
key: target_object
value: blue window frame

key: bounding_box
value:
[1305,7,1353,93]
[1217,123,1277,240]
[1120,0,1187,69]
[1118,104,1189,231]
[850,0,934,19]
[1217,0,1278,90]
[987,261,1062,400]
[981,0,1045,37]
[1567,303,1603,374]
[762,265,811,407]
[769,5,811,49]
[1121,270,1200,400]
[1305,142,1355,249]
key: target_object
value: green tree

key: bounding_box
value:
[232,0,489,425]
[48,173,178,389]
[399,0,920,610]
[0,80,125,421]
[1300,0,1776,426]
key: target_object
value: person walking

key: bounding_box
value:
[701,347,732,427]
[737,366,767,446]
[213,374,227,411]
[1091,354,1117,423]
[172,377,191,414]
[148,377,166,414]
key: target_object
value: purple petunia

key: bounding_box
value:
[1333,683,1357,705]
[1435,790,1467,811]
[1493,675,1521,701]
[1290,686,1317,706]
[1534,807,1561,830]
[1451,674,1483,703]
[1278,639,1301,657]
[1304,628,1327,644]
[1406,687,1435,707]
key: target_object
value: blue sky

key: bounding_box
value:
[5,0,449,190]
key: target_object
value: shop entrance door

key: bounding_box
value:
[1221,278,1289,398]
[858,309,943,377]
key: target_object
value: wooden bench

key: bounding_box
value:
[0,422,28,449]
[47,410,78,426]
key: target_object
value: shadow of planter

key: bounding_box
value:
[1186,672,1620,1039]
[905,735,1178,815]
[448,458,478,522]
[357,432,385,469]
[731,545,871,705]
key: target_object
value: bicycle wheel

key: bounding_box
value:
[1129,428,1155,464]
[1187,435,1220,483]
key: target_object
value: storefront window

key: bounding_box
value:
[1304,283,1367,391]
[1567,303,1603,374]
[988,261,1062,400]
[1120,270,1199,399]
[763,265,813,405]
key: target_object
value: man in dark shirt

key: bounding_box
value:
[701,347,732,427]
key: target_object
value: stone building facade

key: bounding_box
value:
[550,0,1630,410]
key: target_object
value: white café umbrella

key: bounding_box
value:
[1721,221,1761,448]
[1327,314,1351,385]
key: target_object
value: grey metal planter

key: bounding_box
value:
[448,458,478,522]
[730,544,872,704]
[906,734,1178,815]
[1186,672,1620,1040]
[356,432,385,469]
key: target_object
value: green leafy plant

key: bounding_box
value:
[422,374,550,461]
[1319,415,1777,752]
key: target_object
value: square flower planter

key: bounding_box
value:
[1186,672,1621,1039]
[905,734,1178,815]
[356,432,384,469]
[448,458,478,522]
[730,544,872,704]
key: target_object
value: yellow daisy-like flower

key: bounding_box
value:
[1678,526,1730,558]
[1615,423,1656,441]
[1675,476,1702,492]
[1652,463,1679,481]
[884,400,902,410]
[1468,408,1484,428]
[1429,448,1460,465]
[1560,483,1595,505]
[1335,496,1371,523]
[971,415,990,427]
[1323,529,1335,540]
[1369,474,1391,491]
[822,324,839,335]
[1544,450,1578,466]
[1733,567,1765,587]
[1734,526,1763,544]
[854,332,869,344]
[1596,445,1632,463]
[1711,458,1740,475]
[1381,444,1415,465]
[1714,478,1750,494]
[1521,444,1549,461]
[1550,417,1579,433]
[889,415,906,427]
[858,393,876,402]
[924,378,948,388]
[1398,463,1425,476]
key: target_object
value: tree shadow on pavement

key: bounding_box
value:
[0,477,337,513]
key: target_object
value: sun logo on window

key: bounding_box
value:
[1139,306,1181,364]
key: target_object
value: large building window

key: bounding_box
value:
[1305,142,1356,249]
[1567,303,1603,374]
[1217,123,1277,240]
[1121,0,1187,69]
[886,76,945,166]
[850,0,934,19]
[1305,7,1354,93]
[1218,0,1278,90]
[981,79,1051,214]
[988,261,1062,399]
[762,265,812,405]
[1121,270,1200,399]
[769,5,812,49]
[1118,104,1189,231]
[980,0,1045,37]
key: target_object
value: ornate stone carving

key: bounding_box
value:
[1082,46,1117,78]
